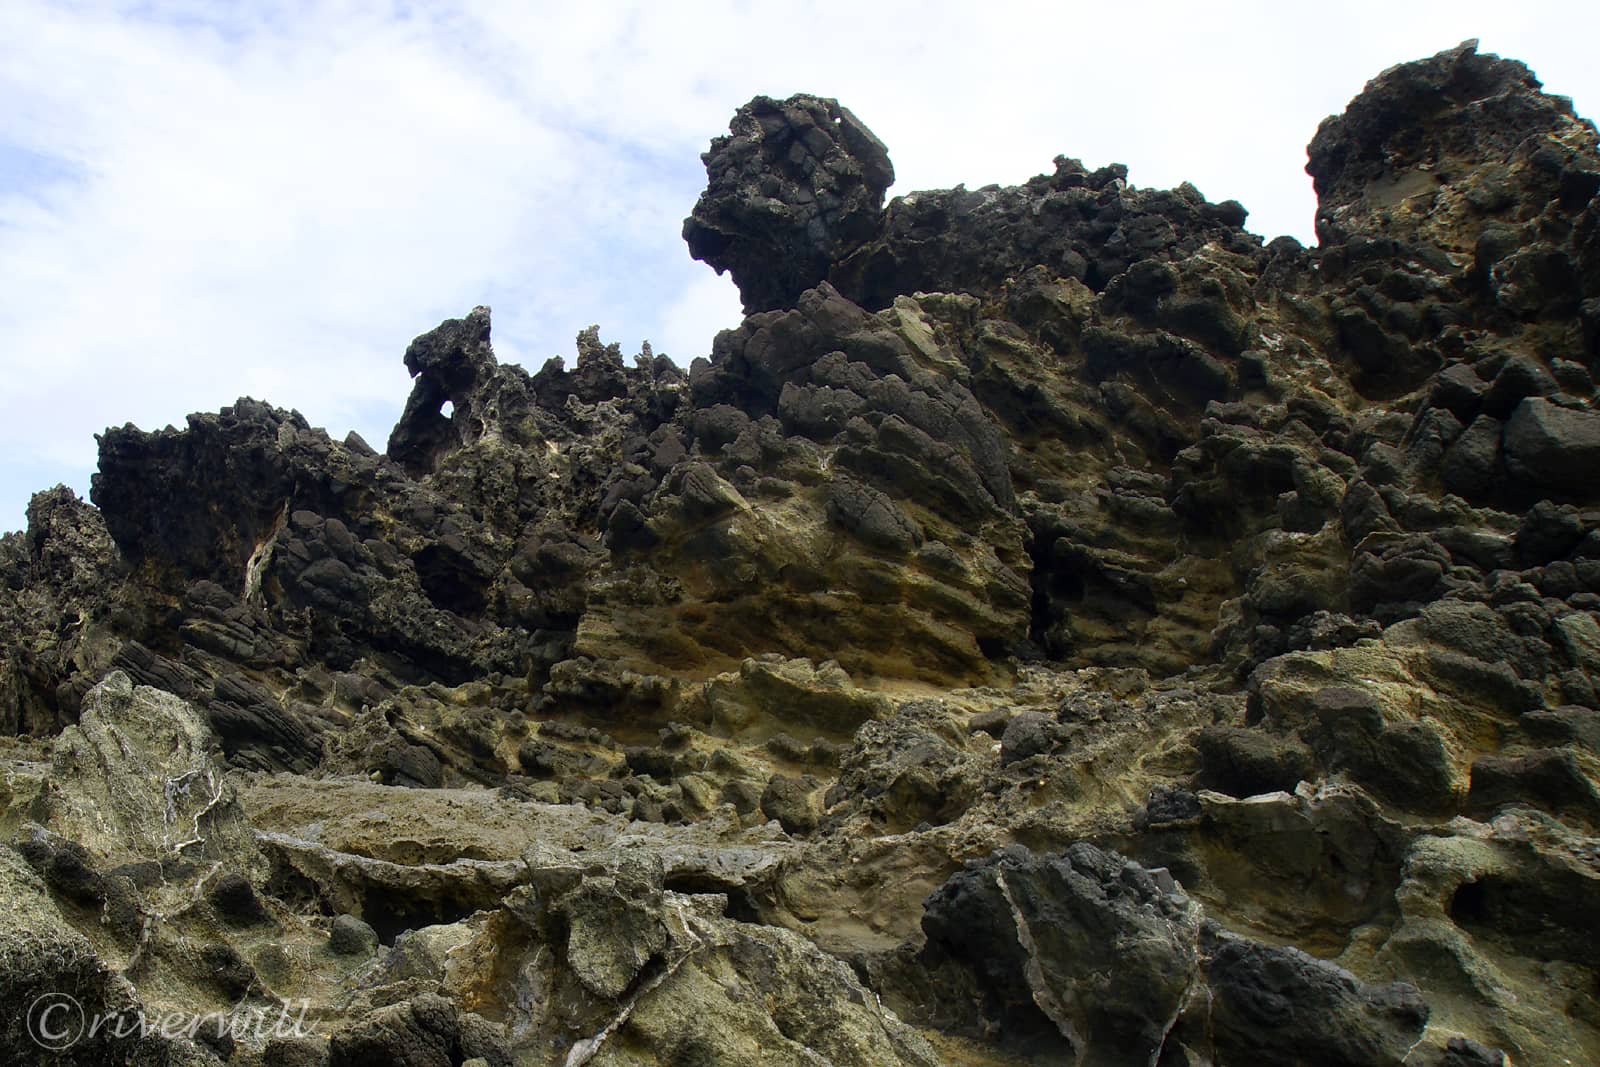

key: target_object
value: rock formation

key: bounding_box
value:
[3,39,1599,1066]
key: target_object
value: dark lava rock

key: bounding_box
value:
[328,993,510,1067]
[684,94,893,314]
[1307,40,1588,248]
[329,914,380,958]
[1468,748,1600,821]
[1503,398,1600,500]
[1141,785,1202,827]
[1195,724,1316,797]
[1439,1037,1509,1067]
[1306,687,1460,813]
[388,305,497,477]
[16,827,106,905]
[921,843,1199,1065]
[207,871,272,926]
[998,710,1059,766]
[760,774,820,835]
[1201,926,1429,1067]
[10,36,1600,1067]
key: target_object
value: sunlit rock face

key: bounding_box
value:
[3,39,1600,1067]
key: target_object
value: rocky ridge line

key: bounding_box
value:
[2,39,1599,1067]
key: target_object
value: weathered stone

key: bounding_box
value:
[0,848,174,1063]
[1195,724,1316,796]
[557,853,669,1000]
[329,914,380,958]
[921,844,1200,1065]
[207,870,272,926]
[685,94,893,314]
[1468,748,1600,821]
[760,774,820,835]
[6,38,1600,1067]
[999,710,1060,766]
[1202,926,1429,1066]
[1504,398,1600,500]
[328,993,510,1067]
[40,671,263,873]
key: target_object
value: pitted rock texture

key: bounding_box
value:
[685,94,894,314]
[3,39,1600,1067]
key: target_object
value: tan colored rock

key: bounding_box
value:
[39,671,262,875]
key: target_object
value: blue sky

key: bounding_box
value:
[3,0,1597,533]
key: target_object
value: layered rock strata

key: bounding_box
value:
[3,40,1600,1066]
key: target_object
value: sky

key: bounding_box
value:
[2,1,1597,534]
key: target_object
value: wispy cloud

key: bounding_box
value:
[2,0,1595,531]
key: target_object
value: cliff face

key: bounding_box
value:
[2,40,1599,1067]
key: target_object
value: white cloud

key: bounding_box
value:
[2,0,1597,531]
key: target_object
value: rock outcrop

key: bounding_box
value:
[3,39,1600,1067]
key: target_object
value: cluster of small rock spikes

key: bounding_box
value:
[4,39,1600,1067]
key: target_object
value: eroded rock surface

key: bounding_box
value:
[4,39,1600,1067]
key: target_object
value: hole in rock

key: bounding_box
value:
[1444,875,1594,964]
[977,635,1011,660]
[360,887,480,946]
[661,876,763,924]
[1450,879,1491,927]
[413,543,490,615]
[263,857,333,916]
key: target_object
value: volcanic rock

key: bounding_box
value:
[4,38,1600,1067]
